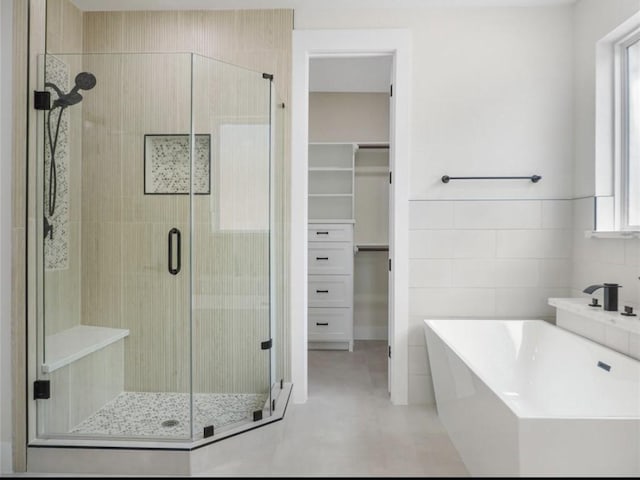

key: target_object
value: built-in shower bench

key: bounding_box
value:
[38,325,129,434]
[41,325,129,373]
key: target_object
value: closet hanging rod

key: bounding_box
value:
[358,144,389,149]
[441,175,542,183]
[355,245,389,252]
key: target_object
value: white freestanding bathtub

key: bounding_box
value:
[423,319,640,477]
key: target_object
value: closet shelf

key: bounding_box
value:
[308,193,353,197]
[309,167,354,172]
[309,219,355,224]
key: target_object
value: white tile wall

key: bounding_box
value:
[541,200,572,229]
[409,287,497,318]
[496,229,572,258]
[409,199,572,404]
[493,260,540,288]
[538,259,572,287]
[410,201,453,229]
[410,230,455,258]
[451,259,496,287]
[452,201,542,229]
[571,197,640,309]
[495,287,567,318]
[409,259,452,287]
[451,230,496,258]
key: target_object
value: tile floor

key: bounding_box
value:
[196,340,468,477]
[20,341,467,477]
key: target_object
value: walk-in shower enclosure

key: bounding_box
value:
[28,50,287,447]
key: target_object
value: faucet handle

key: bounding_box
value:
[621,306,637,317]
[588,298,601,308]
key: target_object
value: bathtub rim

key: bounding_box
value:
[423,318,640,421]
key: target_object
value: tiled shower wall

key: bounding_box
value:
[80,10,293,394]
[42,0,83,335]
[408,199,573,403]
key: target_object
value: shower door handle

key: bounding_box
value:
[168,228,181,275]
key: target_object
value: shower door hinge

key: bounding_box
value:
[390,84,393,97]
[388,346,391,358]
[253,410,263,421]
[34,380,50,399]
[389,259,392,272]
[261,338,273,350]
[389,171,392,184]
[262,72,274,81]
[34,91,51,110]
[203,425,214,438]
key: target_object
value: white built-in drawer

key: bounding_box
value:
[308,242,353,275]
[308,224,353,243]
[308,308,352,342]
[308,275,353,308]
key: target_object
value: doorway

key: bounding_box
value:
[306,55,391,395]
[291,29,411,405]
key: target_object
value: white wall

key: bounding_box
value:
[297,5,574,404]
[571,0,640,309]
[296,6,574,201]
[309,93,389,142]
[0,0,14,474]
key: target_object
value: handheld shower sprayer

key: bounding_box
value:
[44,71,96,240]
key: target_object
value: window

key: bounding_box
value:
[623,36,640,229]
[594,13,640,234]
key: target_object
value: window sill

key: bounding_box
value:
[585,230,640,239]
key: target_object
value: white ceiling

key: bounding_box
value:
[310,57,392,93]
[72,0,576,12]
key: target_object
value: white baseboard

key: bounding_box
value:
[354,326,388,341]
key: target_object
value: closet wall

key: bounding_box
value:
[309,92,389,340]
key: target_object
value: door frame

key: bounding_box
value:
[290,28,411,405]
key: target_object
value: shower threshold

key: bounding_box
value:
[28,383,292,475]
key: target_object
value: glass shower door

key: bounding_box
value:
[190,55,273,439]
[35,52,194,441]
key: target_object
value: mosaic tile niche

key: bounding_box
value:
[44,55,70,271]
[144,134,211,194]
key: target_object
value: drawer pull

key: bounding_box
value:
[316,289,329,293]
[316,257,329,260]
[316,322,329,326]
[316,231,329,235]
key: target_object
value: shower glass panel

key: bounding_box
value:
[272,89,287,394]
[190,55,273,438]
[34,52,274,443]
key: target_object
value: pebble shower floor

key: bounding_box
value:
[70,392,267,438]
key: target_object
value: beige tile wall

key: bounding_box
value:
[79,10,292,394]
[42,0,83,336]
[12,0,30,471]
